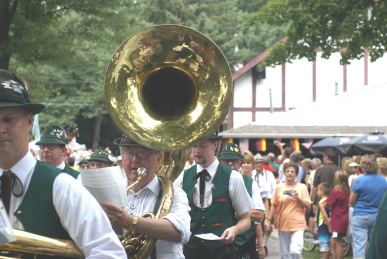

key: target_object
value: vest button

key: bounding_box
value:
[193,187,195,190]
[17,210,22,214]
[202,216,205,219]
[212,186,215,189]
[201,240,204,242]
[202,225,204,227]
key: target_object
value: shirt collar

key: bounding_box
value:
[196,159,219,178]
[0,151,36,187]
[57,161,65,170]
[125,175,160,196]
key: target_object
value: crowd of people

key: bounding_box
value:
[2,68,387,259]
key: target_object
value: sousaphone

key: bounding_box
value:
[104,25,233,258]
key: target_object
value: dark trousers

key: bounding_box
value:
[184,243,236,259]
[235,234,258,259]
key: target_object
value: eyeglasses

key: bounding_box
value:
[121,151,159,160]
[39,144,60,150]
[221,159,241,165]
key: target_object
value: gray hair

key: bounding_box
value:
[311,158,321,167]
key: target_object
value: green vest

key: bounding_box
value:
[182,163,235,251]
[63,165,80,178]
[15,161,76,259]
[234,174,255,246]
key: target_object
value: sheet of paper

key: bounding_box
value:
[80,167,127,207]
[0,200,16,245]
[195,233,224,241]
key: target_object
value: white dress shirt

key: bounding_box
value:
[252,169,276,199]
[174,159,253,216]
[126,175,191,259]
[57,161,65,170]
[0,152,126,258]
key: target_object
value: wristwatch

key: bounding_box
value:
[128,216,138,232]
[258,245,265,248]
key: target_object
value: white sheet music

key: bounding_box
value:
[80,167,127,207]
[0,200,16,245]
[195,233,224,241]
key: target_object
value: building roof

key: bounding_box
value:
[220,81,387,138]
[232,37,287,81]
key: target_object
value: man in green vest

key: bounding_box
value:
[0,69,126,258]
[174,131,254,259]
[89,147,113,169]
[36,124,79,178]
[218,143,266,259]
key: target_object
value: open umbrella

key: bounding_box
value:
[341,132,387,155]
[309,136,351,156]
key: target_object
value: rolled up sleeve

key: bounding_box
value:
[162,185,191,244]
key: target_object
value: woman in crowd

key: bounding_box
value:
[350,155,387,258]
[377,157,387,179]
[324,170,350,259]
[241,150,267,259]
[265,162,311,259]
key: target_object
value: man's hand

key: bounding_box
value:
[101,202,131,229]
[258,246,266,259]
[264,219,272,233]
[220,227,237,244]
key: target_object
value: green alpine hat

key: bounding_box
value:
[90,147,113,164]
[113,135,143,147]
[0,69,45,114]
[218,143,244,160]
[36,125,70,145]
[79,156,91,165]
[207,130,222,141]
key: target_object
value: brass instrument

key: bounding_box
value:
[0,229,83,258]
[104,24,232,258]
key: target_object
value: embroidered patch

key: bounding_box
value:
[49,129,66,139]
[2,80,25,94]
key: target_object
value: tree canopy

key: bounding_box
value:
[4,0,287,149]
[247,0,387,66]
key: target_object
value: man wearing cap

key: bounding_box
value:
[253,153,276,255]
[174,133,253,259]
[36,124,79,178]
[89,147,113,169]
[79,156,91,169]
[0,69,126,258]
[218,143,265,259]
[101,136,191,259]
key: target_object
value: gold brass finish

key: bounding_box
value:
[0,229,84,258]
[104,24,233,151]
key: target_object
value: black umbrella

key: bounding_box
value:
[310,136,352,156]
[341,132,387,155]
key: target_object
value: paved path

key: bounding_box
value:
[266,229,281,259]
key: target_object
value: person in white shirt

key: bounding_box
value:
[174,132,253,259]
[0,69,126,258]
[101,135,191,259]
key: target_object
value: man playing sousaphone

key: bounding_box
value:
[101,135,191,259]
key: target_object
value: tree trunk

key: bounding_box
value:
[0,53,11,70]
[92,117,102,151]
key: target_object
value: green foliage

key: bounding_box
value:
[4,0,288,148]
[247,0,387,66]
